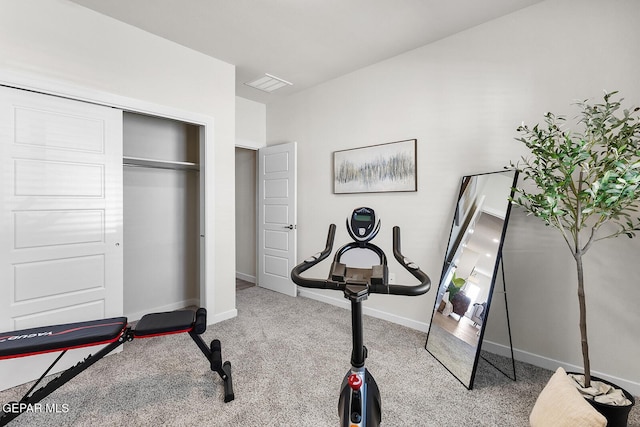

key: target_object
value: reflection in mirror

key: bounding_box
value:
[425,170,518,389]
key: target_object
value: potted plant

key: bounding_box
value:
[446,272,466,300]
[511,91,638,426]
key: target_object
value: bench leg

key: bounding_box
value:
[211,339,234,402]
[188,332,235,402]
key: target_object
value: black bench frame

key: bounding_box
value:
[0,308,233,426]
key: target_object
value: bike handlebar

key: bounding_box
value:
[389,226,431,295]
[290,224,431,296]
[290,224,338,289]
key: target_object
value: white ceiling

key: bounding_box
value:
[69,0,543,104]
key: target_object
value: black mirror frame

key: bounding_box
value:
[425,169,518,389]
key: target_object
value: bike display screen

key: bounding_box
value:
[349,207,377,241]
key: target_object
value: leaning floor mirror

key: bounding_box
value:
[425,170,518,389]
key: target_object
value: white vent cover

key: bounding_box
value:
[245,73,292,93]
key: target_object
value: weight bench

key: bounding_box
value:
[0,308,234,426]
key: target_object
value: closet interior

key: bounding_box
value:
[122,112,202,319]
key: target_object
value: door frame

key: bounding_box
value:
[0,69,223,322]
[234,141,299,296]
[234,145,259,286]
[235,141,262,288]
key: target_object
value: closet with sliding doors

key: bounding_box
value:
[122,112,202,319]
[0,85,205,326]
[0,85,206,391]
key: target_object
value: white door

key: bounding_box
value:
[257,142,297,297]
[0,86,123,390]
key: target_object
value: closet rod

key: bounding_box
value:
[123,162,199,172]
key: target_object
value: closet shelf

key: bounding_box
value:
[123,156,199,171]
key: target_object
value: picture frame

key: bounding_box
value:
[333,139,417,194]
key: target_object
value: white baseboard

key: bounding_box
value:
[297,289,430,332]
[125,298,200,322]
[210,308,238,324]
[236,272,256,283]
[298,289,640,396]
[482,340,640,396]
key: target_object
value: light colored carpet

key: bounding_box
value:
[1,286,638,426]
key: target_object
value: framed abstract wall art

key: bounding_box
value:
[333,139,417,194]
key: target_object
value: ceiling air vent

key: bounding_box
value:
[245,73,292,93]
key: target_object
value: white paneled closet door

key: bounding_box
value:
[0,86,123,390]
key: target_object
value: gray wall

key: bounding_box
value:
[267,0,640,394]
[236,96,266,149]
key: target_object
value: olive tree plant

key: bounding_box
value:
[511,91,640,387]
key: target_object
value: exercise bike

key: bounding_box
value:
[291,207,431,427]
